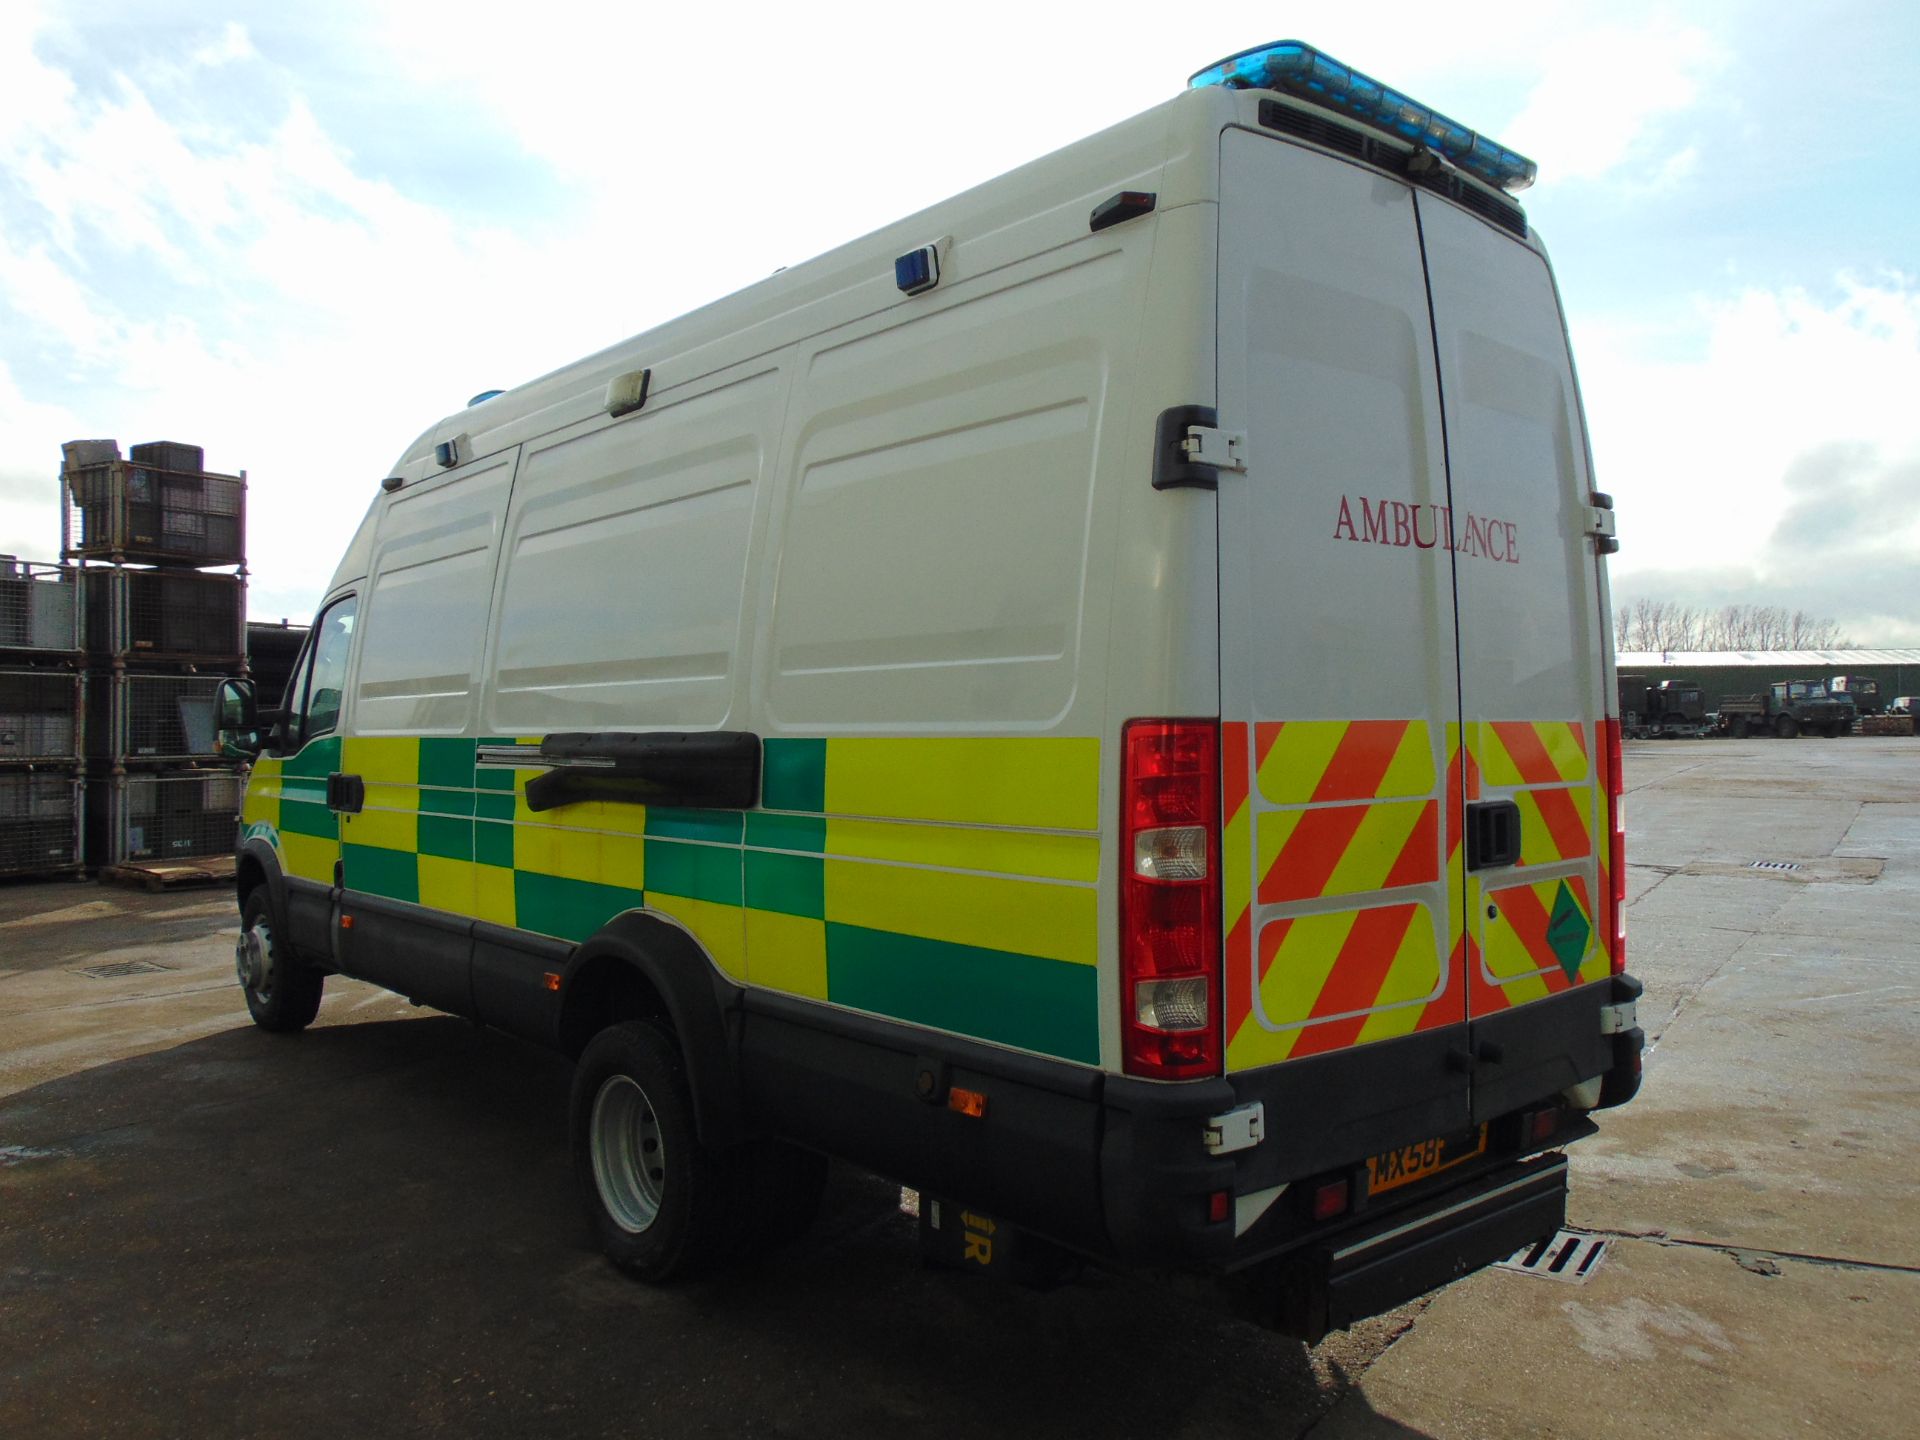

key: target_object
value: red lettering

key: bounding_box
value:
[1333,495,1357,541]
[1463,515,1490,557]
[1361,498,1389,544]
[1504,522,1518,564]
[1439,505,1454,550]
[1390,501,1412,547]
[1413,505,1438,550]
[1485,520,1507,562]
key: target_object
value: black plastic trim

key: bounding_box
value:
[1254,97,1527,239]
[341,890,475,1016]
[1152,404,1221,491]
[523,731,760,812]
[1090,190,1157,232]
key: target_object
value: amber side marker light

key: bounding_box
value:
[947,1087,989,1119]
[543,972,562,993]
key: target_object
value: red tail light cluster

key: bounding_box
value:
[1602,717,1627,974]
[1120,719,1222,1079]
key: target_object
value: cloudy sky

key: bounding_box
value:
[3,1,1917,638]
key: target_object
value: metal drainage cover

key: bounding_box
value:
[78,960,174,979]
[1749,860,1801,872]
[1495,1229,1609,1285]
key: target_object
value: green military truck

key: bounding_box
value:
[1714,680,1855,738]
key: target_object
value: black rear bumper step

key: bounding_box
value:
[1268,1154,1569,1342]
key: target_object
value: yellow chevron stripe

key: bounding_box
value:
[1254,911,1357,1029]
[1255,721,1436,805]
[1381,722,1439,798]
[1322,798,1430,895]
[1256,723,1346,805]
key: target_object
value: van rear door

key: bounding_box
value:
[1415,196,1615,1121]
[1214,122,1615,1158]
[1214,126,1472,1156]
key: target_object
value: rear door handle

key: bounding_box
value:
[1465,799,1520,871]
[326,772,364,814]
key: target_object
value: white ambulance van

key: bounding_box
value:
[220,41,1642,1339]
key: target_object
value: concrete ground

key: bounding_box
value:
[2,739,1916,1438]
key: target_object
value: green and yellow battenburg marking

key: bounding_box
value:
[241,734,1103,1064]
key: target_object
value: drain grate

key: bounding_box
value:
[78,959,174,979]
[1749,860,1802,872]
[1495,1229,1609,1285]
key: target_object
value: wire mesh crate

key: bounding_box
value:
[84,568,245,664]
[93,769,243,865]
[0,772,83,876]
[61,456,245,567]
[87,672,222,763]
[0,558,82,654]
[0,669,83,762]
[246,620,309,709]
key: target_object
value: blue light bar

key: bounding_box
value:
[1189,40,1537,194]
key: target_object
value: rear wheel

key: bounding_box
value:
[236,888,324,1032]
[572,1020,754,1281]
[1727,717,1749,738]
[1775,715,1798,739]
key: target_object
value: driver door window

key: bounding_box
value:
[279,596,357,753]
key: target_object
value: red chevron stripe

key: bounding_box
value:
[1384,800,1441,888]
[1531,785,1591,862]
[1259,805,1369,903]
[1492,721,1564,788]
[1222,721,1251,828]
[1253,721,1283,777]
[1308,904,1419,1023]
[1224,909,1254,1037]
[1312,721,1410,803]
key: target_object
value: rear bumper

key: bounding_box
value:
[740,972,1641,1276]
[1263,1153,1569,1342]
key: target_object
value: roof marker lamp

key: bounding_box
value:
[895,244,940,296]
[1188,40,1537,193]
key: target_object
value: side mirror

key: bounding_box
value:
[216,677,263,757]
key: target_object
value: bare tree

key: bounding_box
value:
[1617,600,1851,651]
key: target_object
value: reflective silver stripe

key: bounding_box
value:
[1331,1160,1567,1264]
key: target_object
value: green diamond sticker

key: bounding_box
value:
[1545,881,1592,980]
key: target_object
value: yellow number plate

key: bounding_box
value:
[1366,1125,1489,1196]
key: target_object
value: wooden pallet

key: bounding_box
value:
[100,854,236,892]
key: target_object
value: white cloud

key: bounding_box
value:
[1503,15,1725,185]
[1586,272,1920,639]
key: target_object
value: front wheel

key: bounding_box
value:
[236,888,324,1031]
[1775,715,1799,739]
[572,1021,752,1281]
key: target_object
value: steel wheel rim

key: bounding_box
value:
[591,1074,665,1233]
[237,917,276,1001]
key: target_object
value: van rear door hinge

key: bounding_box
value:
[1204,1101,1265,1155]
[1585,491,1619,554]
[1182,425,1248,474]
[1153,405,1247,490]
[1599,997,1638,1035]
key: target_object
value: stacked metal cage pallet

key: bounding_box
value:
[0,558,85,877]
[60,440,248,868]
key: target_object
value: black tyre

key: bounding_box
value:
[1775,715,1798,739]
[236,887,324,1032]
[571,1020,751,1281]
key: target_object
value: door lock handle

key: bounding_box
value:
[326,772,365,814]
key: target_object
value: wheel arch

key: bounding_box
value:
[236,835,288,932]
[558,911,750,1149]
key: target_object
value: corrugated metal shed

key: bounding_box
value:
[1616,651,1920,707]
